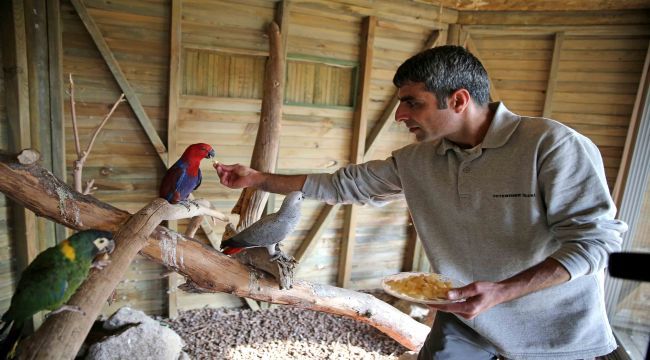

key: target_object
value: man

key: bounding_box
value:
[215,45,627,359]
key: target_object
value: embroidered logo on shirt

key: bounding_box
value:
[493,193,536,198]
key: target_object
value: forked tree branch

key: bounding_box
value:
[68,73,126,195]
[0,153,428,359]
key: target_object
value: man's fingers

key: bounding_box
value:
[447,283,478,300]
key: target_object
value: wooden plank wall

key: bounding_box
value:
[0,39,17,314]
[459,10,650,188]
[60,0,171,315]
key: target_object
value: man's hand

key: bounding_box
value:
[214,163,307,194]
[428,281,507,319]
[214,163,262,189]
[430,258,571,319]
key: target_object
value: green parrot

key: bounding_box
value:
[0,229,115,358]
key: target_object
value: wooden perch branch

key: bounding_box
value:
[0,154,429,354]
[19,198,167,359]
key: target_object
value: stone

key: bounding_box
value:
[103,307,156,330]
[86,307,186,360]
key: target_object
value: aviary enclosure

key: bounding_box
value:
[0,0,649,358]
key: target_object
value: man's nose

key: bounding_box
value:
[395,103,408,123]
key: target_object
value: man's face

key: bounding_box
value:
[395,82,457,142]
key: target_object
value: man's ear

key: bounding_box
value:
[450,89,471,113]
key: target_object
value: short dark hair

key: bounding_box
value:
[393,45,490,109]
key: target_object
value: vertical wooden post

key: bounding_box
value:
[543,32,564,118]
[166,0,183,319]
[338,16,375,288]
[47,0,68,243]
[447,24,461,46]
[1,0,38,273]
[613,42,650,208]
[465,35,501,102]
[0,0,38,331]
[24,0,58,272]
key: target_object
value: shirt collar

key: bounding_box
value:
[436,102,521,155]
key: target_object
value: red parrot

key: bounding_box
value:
[159,143,215,204]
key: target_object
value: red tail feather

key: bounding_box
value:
[223,247,244,255]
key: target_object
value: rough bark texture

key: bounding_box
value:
[0,154,429,354]
[228,21,295,289]
[232,21,284,228]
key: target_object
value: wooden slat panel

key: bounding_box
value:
[285,60,356,106]
[182,49,265,98]
[69,0,168,165]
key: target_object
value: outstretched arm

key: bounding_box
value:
[215,163,306,195]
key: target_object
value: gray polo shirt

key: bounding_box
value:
[302,102,627,359]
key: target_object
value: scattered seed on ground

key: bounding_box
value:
[166,305,409,359]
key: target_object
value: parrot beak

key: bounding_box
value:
[206,149,216,159]
[105,240,116,254]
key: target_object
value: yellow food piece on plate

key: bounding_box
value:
[386,274,452,300]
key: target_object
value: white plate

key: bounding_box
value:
[381,272,467,305]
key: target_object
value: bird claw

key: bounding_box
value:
[270,251,291,263]
[46,305,86,317]
[92,259,111,270]
[178,200,200,211]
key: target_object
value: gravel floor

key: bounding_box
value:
[167,306,410,359]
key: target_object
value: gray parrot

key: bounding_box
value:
[221,191,303,260]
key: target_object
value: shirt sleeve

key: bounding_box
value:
[539,131,628,280]
[301,157,404,206]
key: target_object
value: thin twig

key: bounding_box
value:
[80,93,126,164]
[83,179,95,195]
[69,74,82,158]
[70,90,125,195]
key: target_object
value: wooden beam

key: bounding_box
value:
[166,0,182,320]
[612,41,650,209]
[338,16,376,288]
[1,0,38,270]
[402,213,418,271]
[69,0,168,166]
[543,32,565,118]
[0,0,38,332]
[23,3,58,328]
[465,35,501,102]
[47,0,68,243]
[364,30,441,158]
[418,0,650,11]
[447,24,461,45]
[460,24,650,37]
[275,0,291,60]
